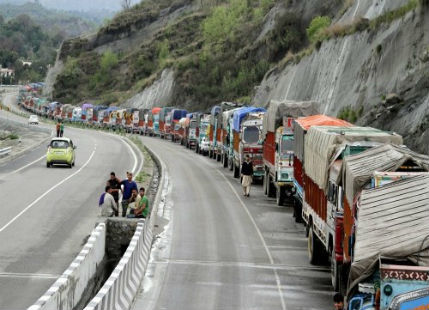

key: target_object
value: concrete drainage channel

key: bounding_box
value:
[28,142,165,310]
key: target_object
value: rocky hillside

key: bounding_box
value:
[46,0,429,153]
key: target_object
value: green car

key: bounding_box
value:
[46,137,76,168]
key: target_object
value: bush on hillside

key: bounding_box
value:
[307,16,331,43]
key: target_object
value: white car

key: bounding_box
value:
[28,115,39,125]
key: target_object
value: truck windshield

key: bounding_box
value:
[154,115,159,121]
[201,123,208,132]
[243,126,259,144]
[190,121,197,129]
[281,135,294,156]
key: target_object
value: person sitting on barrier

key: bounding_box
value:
[132,187,149,218]
[333,293,344,310]
[100,186,118,217]
[120,172,138,217]
[126,188,141,217]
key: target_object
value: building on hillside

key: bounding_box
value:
[21,60,33,67]
[0,67,15,78]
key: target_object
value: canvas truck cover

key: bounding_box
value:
[232,107,266,132]
[304,126,403,192]
[294,115,352,161]
[152,107,162,115]
[222,108,241,129]
[160,107,173,122]
[210,106,221,126]
[342,144,429,207]
[347,174,429,297]
[262,100,319,138]
[139,108,149,119]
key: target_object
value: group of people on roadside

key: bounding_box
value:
[99,171,150,219]
[56,121,64,137]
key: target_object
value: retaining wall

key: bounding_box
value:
[83,145,165,310]
[28,223,106,310]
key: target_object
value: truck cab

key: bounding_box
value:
[275,127,295,192]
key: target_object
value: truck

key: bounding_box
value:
[262,100,319,206]
[184,113,198,149]
[137,109,149,134]
[292,115,351,221]
[159,107,173,139]
[301,126,403,291]
[72,107,82,122]
[221,108,241,168]
[208,106,221,160]
[337,144,429,293]
[231,107,266,179]
[171,109,188,142]
[81,103,93,123]
[346,174,429,310]
[195,113,210,155]
[146,107,161,136]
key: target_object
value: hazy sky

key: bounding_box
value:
[0,0,142,12]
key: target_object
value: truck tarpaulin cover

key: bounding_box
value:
[342,144,429,207]
[304,126,403,192]
[347,174,429,297]
[210,106,221,125]
[232,107,266,132]
[222,108,241,129]
[262,100,319,137]
[151,107,162,115]
[294,115,351,161]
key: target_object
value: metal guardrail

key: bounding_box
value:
[0,146,12,158]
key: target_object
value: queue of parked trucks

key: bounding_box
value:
[18,85,429,310]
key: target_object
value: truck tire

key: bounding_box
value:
[293,198,303,223]
[217,153,221,162]
[267,176,276,198]
[229,159,233,171]
[331,248,340,292]
[263,171,268,195]
[233,164,240,178]
[276,187,285,206]
[308,226,323,265]
[223,154,228,168]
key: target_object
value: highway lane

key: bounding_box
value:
[133,137,332,310]
[0,113,144,309]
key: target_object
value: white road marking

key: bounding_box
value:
[216,170,287,310]
[121,138,138,174]
[0,146,97,234]
[0,272,60,279]
[2,154,46,177]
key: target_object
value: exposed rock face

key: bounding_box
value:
[253,1,429,153]
[124,69,175,109]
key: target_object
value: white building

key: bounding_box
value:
[0,67,14,78]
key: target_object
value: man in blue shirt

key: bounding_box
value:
[120,172,138,217]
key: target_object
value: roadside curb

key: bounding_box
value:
[83,138,167,310]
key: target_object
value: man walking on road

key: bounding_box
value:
[121,172,138,217]
[100,186,118,217]
[107,172,121,216]
[241,155,253,197]
[56,121,61,137]
[60,122,64,137]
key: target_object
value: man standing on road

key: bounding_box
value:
[241,155,253,197]
[121,172,138,217]
[56,121,61,137]
[60,122,64,137]
[107,172,121,216]
[100,186,118,217]
[133,187,150,218]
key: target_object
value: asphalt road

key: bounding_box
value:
[133,137,332,310]
[0,110,144,309]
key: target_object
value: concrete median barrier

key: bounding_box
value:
[83,142,166,310]
[27,223,106,310]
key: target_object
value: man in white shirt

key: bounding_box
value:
[100,186,118,217]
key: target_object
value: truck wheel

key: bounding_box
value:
[293,198,303,223]
[331,249,340,292]
[196,145,199,153]
[308,226,323,265]
[276,187,285,206]
[263,171,268,195]
[228,159,233,171]
[267,176,276,198]
[233,164,240,178]
[223,154,228,168]
[217,153,221,162]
